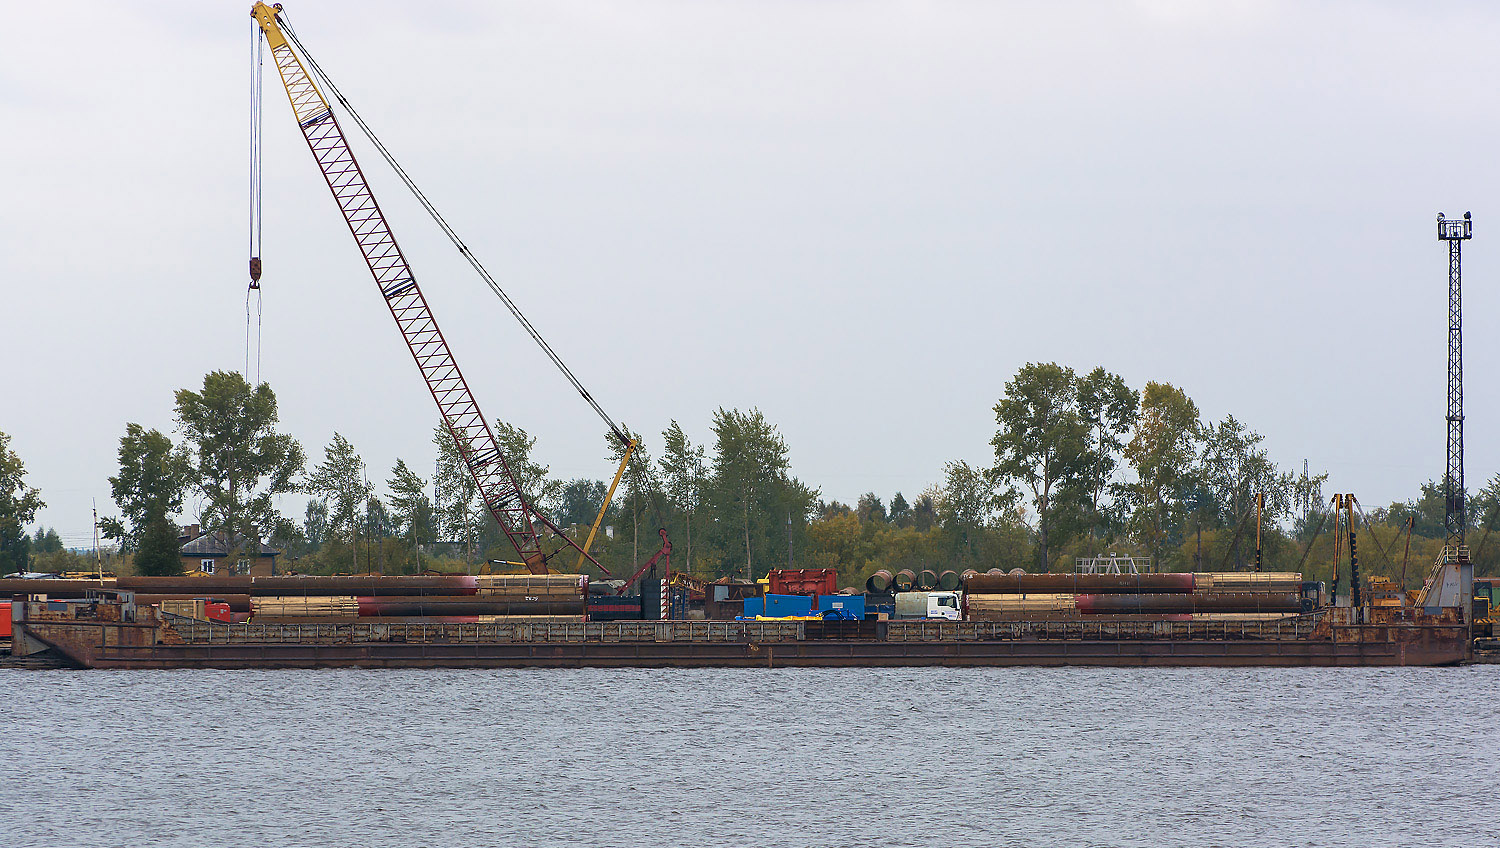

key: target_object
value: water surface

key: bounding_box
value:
[2,666,1495,847]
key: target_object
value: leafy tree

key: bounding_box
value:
[432,422,482,562]
[175,371,303,562]
[937,460,995,561]
[134,513,183,576]
[658,420,705,572]
[911,492,939,532]
[303,498,330,550]
[32,527,64,554]
[1125,381,1201,562]
[0,430,44,574]
[702,408,818,577]
[388,459,434,552]
[991,362,1093,570]
[268,517,309,565]
[101,423,191,552]
[889,492,911,527]
[805,510,865,573]
[1076,367,1138,537]
[306,433,370,543]
[856,493,887,524]
[557,479,607,528]
[1198,415,1293,566]
[1386,480,1449,540]
[494,419,563,518]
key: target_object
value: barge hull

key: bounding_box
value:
[22,624,1465,669]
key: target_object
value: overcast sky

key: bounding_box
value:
[3,1,1497,547]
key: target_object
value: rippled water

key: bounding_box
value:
[3,666,1497,847]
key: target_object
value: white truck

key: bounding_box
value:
[894,590,962,621]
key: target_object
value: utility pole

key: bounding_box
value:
[1253,492,1264,573]
[92,499,102,579]
[787,509,793,568]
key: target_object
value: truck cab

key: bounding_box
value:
[894,590,962,621]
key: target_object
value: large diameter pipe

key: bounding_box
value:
[118,576,253,592]
[937,570,962,591]
[895,570,917,591]
[1076,592,1303,614]
[917,569,939,590]
[964,573,1197,594]
[866,570,894,593]
[965,593,1078,613]
[0,579,114,597]
[252,576,481,595]
[1191,573,1303,593]
[120,575,582,596]
[355,597,586,617]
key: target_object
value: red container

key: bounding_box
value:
[0,601,10,638]
[205,602,233,623]
[768,568,838,597]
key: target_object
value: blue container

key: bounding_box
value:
[817,594,866,619]
[764,594,814,617]
[742,597,765,617]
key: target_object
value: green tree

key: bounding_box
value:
[702,408,818,577]
[134,512,184,576]
[0,430,44,573]
[1198,415,1293,567]
[433,422,481,563]
[910,492,938,532]
[494,419,563,517]
[305,432,370,543]
[991,362,1093,570]
[303,498,330,550]
[937,460,995,562]
[32,527,64,554]
[175,371,303,562]
[856,493,887,524]
[388,458,434,570]
[889,492,911,527]
[100,423,192,552]
[557,479,606,528]
[1125,381,1201,563]
[1076,367,1139,538]
[658,420,705,572]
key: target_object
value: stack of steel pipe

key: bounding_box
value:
[963,571,1305,622]
[110,573,588,623]
[0,578,115,597]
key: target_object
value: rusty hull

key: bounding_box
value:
[17,607,1469,669]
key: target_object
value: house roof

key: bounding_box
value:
[179,531,280,557]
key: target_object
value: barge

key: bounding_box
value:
[10,598,1470,669]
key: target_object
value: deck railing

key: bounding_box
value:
[161,612,1329,646]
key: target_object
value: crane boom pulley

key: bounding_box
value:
[250,2,620,575]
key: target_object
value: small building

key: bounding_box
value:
[177,525,281,576]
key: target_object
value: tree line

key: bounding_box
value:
[1,365,1495,587]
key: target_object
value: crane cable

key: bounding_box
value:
[247,19,265,385]
[278,12,628,447]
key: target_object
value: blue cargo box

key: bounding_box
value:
[766,594,814,617]
[817,594,865,618]
[745,594,815,618]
